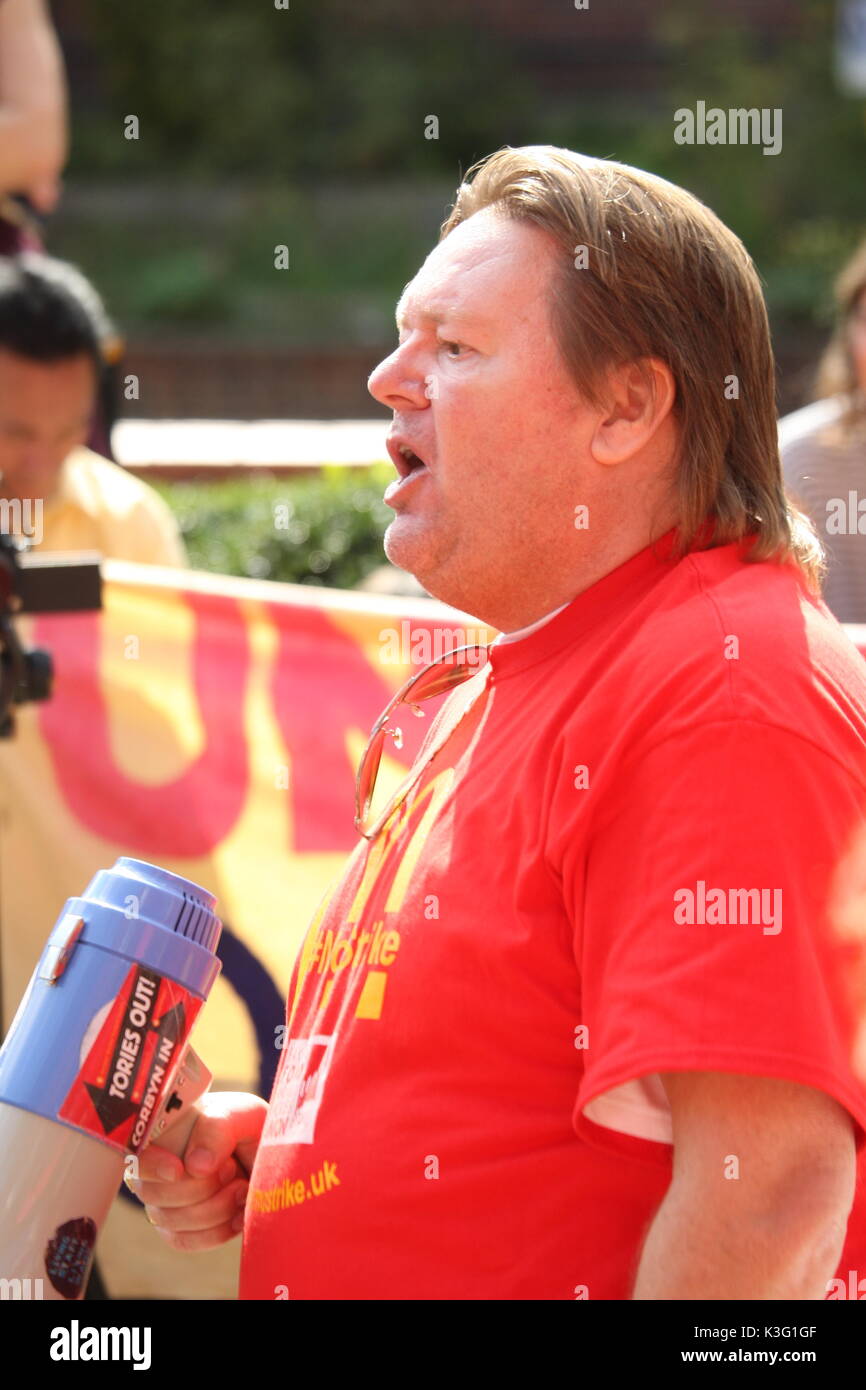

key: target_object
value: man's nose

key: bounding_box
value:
[367,343,429,410]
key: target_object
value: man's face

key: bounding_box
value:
[0,350,95,502]
[367,206,600,621]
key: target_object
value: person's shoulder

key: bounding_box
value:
[629,544,866,744]
[60,446,188,567]
[670,543,855,671]
[66,445,146,490]
[64,446,170,513]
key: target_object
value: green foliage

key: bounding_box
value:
[69,0,866,335]
[49,184,438,343]
[637,0,866,320]
[78,0,534,179]
[125,248,234,324]
[153,465,394,588]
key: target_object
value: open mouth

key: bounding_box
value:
[394,443,428,477]
[384,439,431,506]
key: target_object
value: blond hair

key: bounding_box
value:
[440,146,823,591]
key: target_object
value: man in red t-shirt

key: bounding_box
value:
[136,146,866,1300]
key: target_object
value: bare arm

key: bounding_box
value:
[632,1071,856,1299]
[0,0,67,208]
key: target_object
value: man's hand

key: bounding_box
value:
[129,1091,268,1252]
[632,1071,856,1299]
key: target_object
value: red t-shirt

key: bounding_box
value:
[239,530,866,1300]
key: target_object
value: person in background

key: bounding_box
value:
[0,0,67,254]
[0,0,119,457]
[0,254,187,566]
[781,239,866,623]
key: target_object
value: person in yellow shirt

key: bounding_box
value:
[36,445,188,567]
[0,252,187,566]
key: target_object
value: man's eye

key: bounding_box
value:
[439,340,466,357]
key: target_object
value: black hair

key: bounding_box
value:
[0,252,114,378]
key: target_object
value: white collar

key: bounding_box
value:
[492,599,571,646]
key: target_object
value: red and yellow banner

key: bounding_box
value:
[0,559,494,1298]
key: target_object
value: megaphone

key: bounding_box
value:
[0,857,221,1300]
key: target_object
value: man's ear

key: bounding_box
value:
[589,357,676,467]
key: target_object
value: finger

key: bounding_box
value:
[180,1092,268,1179]
[126,1157,238,1211]
[137,1091,265,1183]
[145,1175,249,1236]
[135,1144,186,1185]
[149,1216,242,1254]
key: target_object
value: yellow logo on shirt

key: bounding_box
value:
[291,767,455,1022]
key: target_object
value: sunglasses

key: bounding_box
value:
[354,642,491,839]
